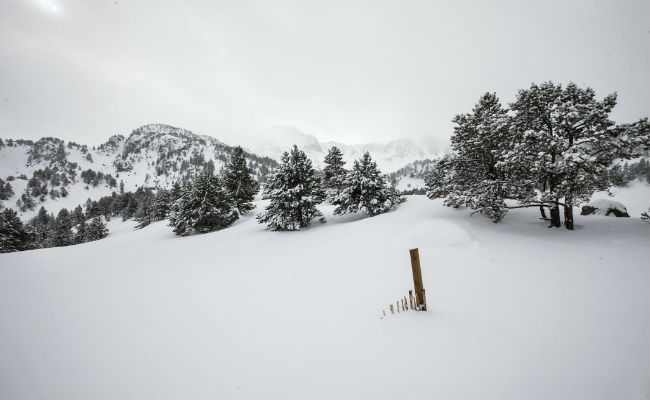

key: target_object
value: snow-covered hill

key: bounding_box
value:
[247,125,449,173]
[0,124,278,218]
[1,194,648,399]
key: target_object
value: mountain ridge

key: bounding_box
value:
[0,123,445,218]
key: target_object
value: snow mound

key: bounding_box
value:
[581,199,630,217]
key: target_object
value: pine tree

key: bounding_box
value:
[152,189,171,220]
[0,208,30,253]
[322,146,347,201]
[28,206,54,248]
[427,83,650,229]
[72,205,85,226]
[134,191,155,229]
[425,93,517,222]
[223,146,260,214]
[53,208,73,247]
[169,169,238,235]
[509,82,650,229]
[0,178,14,200]
[257,145,326,231]
[333,152,404,216]
[169,181,183,204]
[74,217,87,244]
[85,217,108,242]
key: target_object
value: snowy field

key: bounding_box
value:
[1,194,648,399]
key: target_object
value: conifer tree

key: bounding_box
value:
[322,146,347,201]
[169,169,238,235]
[72,205,85,226]
[223,146,259,214]
[134,191,155,229]
[333,152,404,216]
[29,206,54,248]
[53,208,73,247]
[257,145,325,230]
[152,189,171,220]
[425,93,518,222]
[74,217,87,244]
[169,181,183,204]
[85,217,108,242]
[0,178,14,200]
[0,208,30,253]
[509,82,650,229]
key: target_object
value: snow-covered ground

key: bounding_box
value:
[1,194,648,399]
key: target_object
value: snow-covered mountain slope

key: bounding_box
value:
[0,124,278,218]
[1,193,647,399]
[247,125,449,173]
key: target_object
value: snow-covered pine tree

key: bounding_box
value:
[509,81,650,229]
[169,169,238,235]
[424,157,452,200]
[84,217,108,242]
[223,146,260,214]
[151,189,171,220]
[72,205,85,226]
[257,145,326,230]
[169,181,183,204]
[71,205,86,244]
[322,146,347,201]
[74,217,86,244]
[134,192,155,229]
[0,178,14,200]
[28,206,54,248]
[333,152,404,217]
[0,208,31,253]
[425,93,518,222]
[53,208,73,247]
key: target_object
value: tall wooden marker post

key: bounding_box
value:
[409,248,426,311]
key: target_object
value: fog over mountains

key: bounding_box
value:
[247,125,448,172]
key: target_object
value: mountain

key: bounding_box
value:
[0,123,450,218]
[247,125,448,173]
[0,124,278,218]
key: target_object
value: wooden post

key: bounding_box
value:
[390,304,394,314]
[396,301,400,313]
[410,248,426,311]
[409,290,414,310]
[403,296,408,311]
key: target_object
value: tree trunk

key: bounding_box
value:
[549,202,561,228]
[539,205,548,220]
[564,198,574,230]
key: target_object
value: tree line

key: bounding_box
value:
[0,204,108,253]
[161,144,403,233]
[425,81,650,230]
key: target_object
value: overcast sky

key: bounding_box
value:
[1,0,649,146]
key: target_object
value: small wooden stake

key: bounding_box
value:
[396,301,400,313]
[409,290,414,310]
[410,248,426,311]
[390,305,394,314]
[422,288,427,311]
